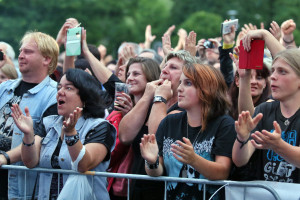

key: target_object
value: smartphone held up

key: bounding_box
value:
[66,27,82,56]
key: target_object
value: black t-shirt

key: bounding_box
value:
[0,81,58,151]
[250,100,300,183]
[156,111,236,200]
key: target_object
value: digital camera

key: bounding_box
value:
[203,40,214,49]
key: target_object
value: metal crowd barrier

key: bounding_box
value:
[0,165,281,200]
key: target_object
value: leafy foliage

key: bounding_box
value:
[1,0,300,59]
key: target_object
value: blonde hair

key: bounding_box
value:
[21,31,59,75]
[273,48,300,77]
[0,63,18,79]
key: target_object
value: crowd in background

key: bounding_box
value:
[0,16,299,200]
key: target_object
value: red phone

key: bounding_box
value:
[239,39,265,70]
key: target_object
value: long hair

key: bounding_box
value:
[228,64,270,120]
[183,63,230,130]
[65,68,107,119]
[125,57,161,82]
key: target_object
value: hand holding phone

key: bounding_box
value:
[221,19,239,35]
[66,27,82,56]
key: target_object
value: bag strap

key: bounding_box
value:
[71,146,86,171]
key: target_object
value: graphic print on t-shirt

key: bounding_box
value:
[0,95,22,138]
[263,129,298,182]
[163,136,217,200]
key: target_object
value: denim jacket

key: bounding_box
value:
[0,76,57,199]
[38,115,116,200]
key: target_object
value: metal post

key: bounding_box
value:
[58,173,60,194]
[24,171,27,199]
[127,178,130,200]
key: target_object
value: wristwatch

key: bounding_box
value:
[153,96,167,104]
[65,134,80,146]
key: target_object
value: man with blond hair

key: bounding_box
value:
[0,31,59,199]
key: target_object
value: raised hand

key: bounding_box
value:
[62,107,82,134]
[269,21,281,41]
[171,137,197,166]
[164,25,176,36]
[140,134,159,164]
[11,104,33,135]
[81,28,89,57]
[281,19,296,36]
[251,121,282,150]
[241,23,257,35]
[56,18,79,47]
[174,28,187,51]
[184,31,197,57]
[162,33,173,56]
[144,25,156,49]
[241,30,265,52]
[121,45,136,64]
[235,111,263,141]
[223,20,236,44]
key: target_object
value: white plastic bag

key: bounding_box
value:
[57,146,96,200]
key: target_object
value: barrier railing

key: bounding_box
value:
[0,165,281,200]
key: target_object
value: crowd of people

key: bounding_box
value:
[0,16,299,200]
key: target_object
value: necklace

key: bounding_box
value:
[182,117,201,178]
[284,119,290,126]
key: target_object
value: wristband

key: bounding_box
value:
[22,139,35,146]
[222,42,234,49]
[282,37,294,44]
[0,150,10,165]
[145,156,159,169]
[65,134,80,146]
[236,136,249,149]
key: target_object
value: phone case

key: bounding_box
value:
[66,27,81,56]
[239,39,265,70]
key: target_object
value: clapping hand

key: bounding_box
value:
[140,134,159,164]
[63,107,82,134]
[11,104,33,136]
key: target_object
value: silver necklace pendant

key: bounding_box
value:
[284,119,290,126]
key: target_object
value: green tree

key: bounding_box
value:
[180,11,223,39]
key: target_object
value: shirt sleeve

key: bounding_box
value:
[83,121,115,162]
[34,120,47,138]
[211,116,236,158]
[34,104,58,138]
[102,74,122,99]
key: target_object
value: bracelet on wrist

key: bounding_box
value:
[236,136,249,149]
[282,37,294,44]
[145,155,159,169]
[65,133,80,146]
[0,150,10,165]
[153,96,167,104]
[22,138,35,147]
